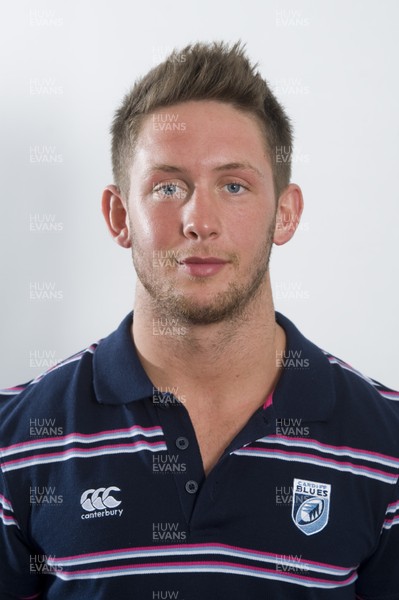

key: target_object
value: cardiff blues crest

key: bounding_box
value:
[292,479,331,536]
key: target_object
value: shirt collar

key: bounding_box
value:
[272,312,335,422]
[93,312,154,405]
[93,311,335,422]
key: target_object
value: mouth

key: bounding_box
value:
[178,256,228,277]
[180,257,227,265]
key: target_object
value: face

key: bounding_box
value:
[120,100,285,325]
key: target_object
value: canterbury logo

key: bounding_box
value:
[80,487,121,512]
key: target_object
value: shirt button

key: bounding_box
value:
[185,480,198,494]
[176,437,189,450]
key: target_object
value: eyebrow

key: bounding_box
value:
[146,162,264,179]
[213,162,264,178]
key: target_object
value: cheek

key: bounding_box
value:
[229,204,274,247]
[130,203,179,251]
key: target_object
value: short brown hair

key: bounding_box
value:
[111,41,293,199]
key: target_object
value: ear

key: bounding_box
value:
[101,185,131,249]
[273,183,304,246]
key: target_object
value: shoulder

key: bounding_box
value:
[0,341,100,442]
[275,311,399,454]
[321,348,399,454]
[324,348,399,412]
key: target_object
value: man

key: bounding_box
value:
[1,41,398,599]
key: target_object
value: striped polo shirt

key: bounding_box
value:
[1,311,399,599]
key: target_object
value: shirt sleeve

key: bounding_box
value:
[0,466,43,599]
[355,482,399,599]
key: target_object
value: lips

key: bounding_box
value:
[180,257,227,265]
[178,256,228,277]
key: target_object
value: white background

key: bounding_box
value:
[0,0,398,389]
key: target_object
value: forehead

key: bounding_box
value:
[131,100,271,174]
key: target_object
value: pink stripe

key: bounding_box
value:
[29,345,98,384]
[3,440,165,468]
[262,393,273,410]
[0,509,18,526]
[325,354,399,397]
[48,542,356,572]
[325,354,354,369]
[380,390,399,397]
[325,355,369,378]
[0,425,163,453]
[57,559,357,585]
[0,493,12,510]
[384,516,399,526]
[242,447,397,480]
[267,435,399,464]
[387,500,399,511]
[0,347,98,396]
[48,345,97,369]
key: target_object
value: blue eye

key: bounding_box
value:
[152,182,186,200]
[226,182,244,194]
[160,183,177,196]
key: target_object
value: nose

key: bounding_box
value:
[182,188,221,241]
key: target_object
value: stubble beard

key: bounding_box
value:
[131,222,275,326]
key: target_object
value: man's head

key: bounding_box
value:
[111,41,293,202]
[103,42,303,326]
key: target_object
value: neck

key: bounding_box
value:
[131,276,285,408]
